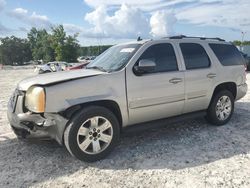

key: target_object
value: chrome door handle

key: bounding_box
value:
[207,73,216,78]
[169,78,183,84]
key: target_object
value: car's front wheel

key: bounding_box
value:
[206,90,234,126]
[64,106,120,162]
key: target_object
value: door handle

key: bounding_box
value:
[207,73,216,78]
[169,78,183,84]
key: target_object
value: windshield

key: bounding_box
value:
[86,43,141,72]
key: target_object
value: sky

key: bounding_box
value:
[0,0,250,46]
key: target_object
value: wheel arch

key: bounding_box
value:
[210,82,237,105]
[62,100,123,130]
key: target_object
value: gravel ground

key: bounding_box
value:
[0,69,250,188]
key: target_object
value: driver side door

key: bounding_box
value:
[126,42,185,125]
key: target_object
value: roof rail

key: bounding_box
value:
[165,35,225,41]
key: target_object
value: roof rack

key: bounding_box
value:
[165,35,225,42]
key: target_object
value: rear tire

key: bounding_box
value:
[64,106,120,162]
[206,90,234,126]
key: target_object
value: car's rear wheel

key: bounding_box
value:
[64,106,120,162]
[206,90,234,126]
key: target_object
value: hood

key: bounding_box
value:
[18,69,105,91]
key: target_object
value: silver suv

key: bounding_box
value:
[7,36,247,162]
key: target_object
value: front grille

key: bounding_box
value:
[10,89,18,112]
[10,89,25,113]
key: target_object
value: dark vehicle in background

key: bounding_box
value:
[241,52,250,71]
[247,58,250,71]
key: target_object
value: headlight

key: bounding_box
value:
[25,86,45,113]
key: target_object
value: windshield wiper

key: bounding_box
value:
[86,66,107,72]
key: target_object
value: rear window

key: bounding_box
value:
[209,44,244,66]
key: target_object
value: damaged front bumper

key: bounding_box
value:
[7,90,68,145]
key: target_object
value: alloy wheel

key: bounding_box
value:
[76,116,113,155]
[215,96,232,121]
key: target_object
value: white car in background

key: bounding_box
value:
[35,61,72,74]
[77,56,96,63]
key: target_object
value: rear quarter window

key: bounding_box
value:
[209,43,244,66]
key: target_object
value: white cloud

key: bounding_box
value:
[84,0,250,34]
[85,4,151,39]
[84,0,162,8]
[8,8,52,28]
[83,4,179,39]
[176,0,250,32]
[63,23,103,38]
[84,0,196,12]
[0,0,6,11]
[150,11,177,37]
[63,23,85,34]
[2,0,249,42]
[11,7,28,16]
[29,12,51,27]
[64,4,178,39]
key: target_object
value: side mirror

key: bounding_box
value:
[134,59,156,75]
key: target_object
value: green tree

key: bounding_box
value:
[61,34,80,62]
[52,25,66,47]
[51,25,79,62]
[78,45,112,56]
[0,36,32,65]
[0,26,113,65]
[233,40,242,46]
[51,25,66,61]
[243,41,250,45]
[27,28,55,62]
[233,40,250,46]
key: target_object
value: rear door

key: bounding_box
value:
[178,42,218,113]
[209,43,246,85]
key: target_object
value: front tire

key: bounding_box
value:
[206,90,234,126]
[64,106,120,162]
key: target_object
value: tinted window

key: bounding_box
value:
[209,44,244,66]
[180,43,211,70]
[137,43,178,73]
